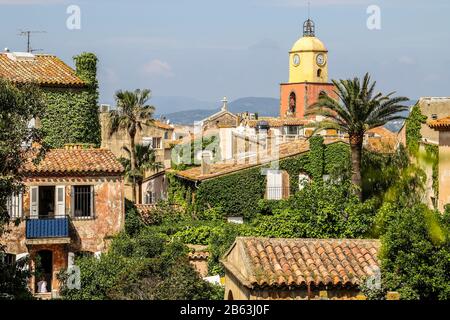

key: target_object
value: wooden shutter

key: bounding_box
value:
[55,185,66,217]
[30,186,38,219]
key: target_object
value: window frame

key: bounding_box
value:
[71,185,95,220]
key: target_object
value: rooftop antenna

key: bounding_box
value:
[18,30,46,53]
[308,1,311,20]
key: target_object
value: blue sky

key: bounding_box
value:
[1,0,450,112]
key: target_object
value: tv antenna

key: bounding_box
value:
[18,30,46,53]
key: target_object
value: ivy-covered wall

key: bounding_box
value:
[41,52,100,148]
[169,138,350,219]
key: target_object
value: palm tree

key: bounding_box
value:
[306,73,409,198]
[119,143,163,204]
[109,89,155,202]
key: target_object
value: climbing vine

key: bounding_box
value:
[405,104,427,155]
[425,144,439,203]
[168,140,350,220]
[41,52,100,148]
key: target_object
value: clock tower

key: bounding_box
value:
[280,19,336,119]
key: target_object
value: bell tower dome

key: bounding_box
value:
[280,18,337,119]
[288,19,328,83]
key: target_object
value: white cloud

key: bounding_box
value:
[142,59,174,78]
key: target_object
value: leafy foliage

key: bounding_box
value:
[58,228,222,300]
[251,181,377,239]
[171,141,350,220]
[0,254,33,300]
[306,73,409,197]
[109,88,156,202]
[405,104,427,155]
[41,53,100,147]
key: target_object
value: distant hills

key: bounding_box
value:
[154,96,415,131]
[157,97,279,125]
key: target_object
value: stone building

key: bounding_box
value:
[221,237,380,300]
[0,50,100,147]
[2,145,125,298]
[99,110,174,203]
[427,116,450,212]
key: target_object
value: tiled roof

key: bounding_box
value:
[154,120,174,130]
[222,237,380,289]
[428,116,450,130]
[0,53,85,87]
[365,127,397,153]
[246,117,311,128]
[175,138,346,181]
[187,244,210,260]
[22,147,124,176]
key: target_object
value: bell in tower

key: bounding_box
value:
[303,19,315,37]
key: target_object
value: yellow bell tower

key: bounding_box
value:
[289,19,328,83]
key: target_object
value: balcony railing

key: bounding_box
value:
[266,187,291,200]
[25,216,69,239]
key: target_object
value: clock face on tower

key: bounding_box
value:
[292,54,300,66]
[316,53,326,66]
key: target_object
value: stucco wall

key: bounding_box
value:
[419,97,450,143]
[1,176,124,254]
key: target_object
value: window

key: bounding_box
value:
[6,192,23,219]
[164,131,169,139]
[284,126,299,136]
[2,253,16,266]
[288,92,296,115]
[73,186,93,218]
[298,173,311,191]
[144,191,156,204]
[431,114,438,120]
[142,137,162,149]
[266,170,289,200]
[317,69,322,77]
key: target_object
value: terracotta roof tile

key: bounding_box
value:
[224,237,380,289]
[175,138,347,181]
[246,117,311,128]
[0,53,85,87]
[187,245,210,260]
[365,127,397,153]
[428,116,450,130]
[22,147,124,176]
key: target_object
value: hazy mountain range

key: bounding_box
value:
[156,97,279,125]
[153,96,416,131]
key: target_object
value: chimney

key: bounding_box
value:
[201,151,211,175]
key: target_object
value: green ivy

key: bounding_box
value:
[405,104,426,155]
[169,140,350,220]
[425,144,439,203]
[41,52,100,148]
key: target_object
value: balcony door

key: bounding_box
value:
[38,186,55,218]
[30,185,66,218]
[35,250,52,293]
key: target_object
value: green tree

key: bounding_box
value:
[119,143,163,203]
[109,89,155,202]
[0,80,45,299]
[307,73,409,198]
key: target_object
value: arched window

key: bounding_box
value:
[227,290,234,300]
[317,69,322,78]
[288,92,296,115]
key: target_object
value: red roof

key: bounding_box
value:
[222,237,380,289]
[0,53,85,87]
[23,146,124,176]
